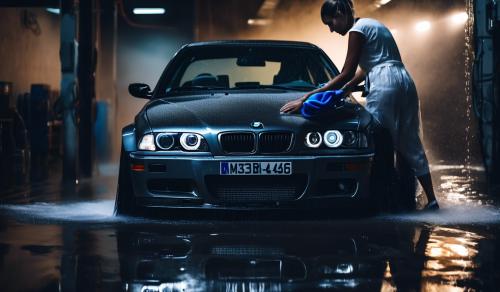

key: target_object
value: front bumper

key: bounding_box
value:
[128,152,374,210]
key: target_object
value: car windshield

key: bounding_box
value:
[161,46,337,94]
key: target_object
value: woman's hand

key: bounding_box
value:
[280,96,308,114]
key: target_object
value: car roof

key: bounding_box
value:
[183,40,320,50]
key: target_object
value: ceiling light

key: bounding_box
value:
[133,8,166,15]
[450,12,468,25]
[46,8,60,14]
[247,18,272,26]
[415,21,431,32]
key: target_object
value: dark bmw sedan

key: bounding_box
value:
[114,40,380,216]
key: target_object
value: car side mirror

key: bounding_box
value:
[129,83,152,99]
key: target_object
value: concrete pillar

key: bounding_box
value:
[60,0,78,182]
[78,0,96,178]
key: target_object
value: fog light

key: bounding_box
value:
[180,133,202,150]
[345,163,363,172]
[156,133,175,150]
[131,163,145,172]
[305,132,322,148]
[324,130,343,148]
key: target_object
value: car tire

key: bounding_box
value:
[114,146,137,216]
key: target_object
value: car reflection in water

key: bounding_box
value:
[118,232,363,291]
[115,224,449,292]
[0,216,496,291]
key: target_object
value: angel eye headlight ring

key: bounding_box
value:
[305,132,323,148]
[180,133,202,150]
[155,133,175,150]
[324,130,343,148]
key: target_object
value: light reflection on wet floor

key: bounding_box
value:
[0,164,499,291]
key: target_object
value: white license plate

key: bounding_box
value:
[220,162,292,175]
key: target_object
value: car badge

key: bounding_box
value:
[251,121,264,129]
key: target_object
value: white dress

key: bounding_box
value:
[349,18,430,176]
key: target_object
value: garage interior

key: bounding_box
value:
[1,0,492,182]
[1,0,500,291]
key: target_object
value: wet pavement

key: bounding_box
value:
[1,163,500,291]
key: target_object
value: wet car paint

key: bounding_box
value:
[0,164,499,291]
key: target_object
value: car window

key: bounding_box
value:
[180,58,281,88]
[161,46,338,94]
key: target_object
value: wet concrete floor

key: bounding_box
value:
[0,163,499,291]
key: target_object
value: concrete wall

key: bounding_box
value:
[115,3,194,152]
[0,7,60,104]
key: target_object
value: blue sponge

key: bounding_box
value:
[301,90,345,119]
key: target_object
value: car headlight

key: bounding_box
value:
[324,130,343,148]
[305,132,322,148]
[138,134,156,151]
[341,131,357,147]
[180,133,203,151]
[155,133,175,150]
[341,131,369,148]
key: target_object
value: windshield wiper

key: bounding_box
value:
[235,84,316,91]
[170,85,227,91]
[170,84,317,92]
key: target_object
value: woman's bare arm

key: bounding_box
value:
[342,68,366,93]
[280,31,366,113]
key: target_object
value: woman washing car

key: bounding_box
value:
[280,0,439,210]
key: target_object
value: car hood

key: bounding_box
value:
[142,92,367,132]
